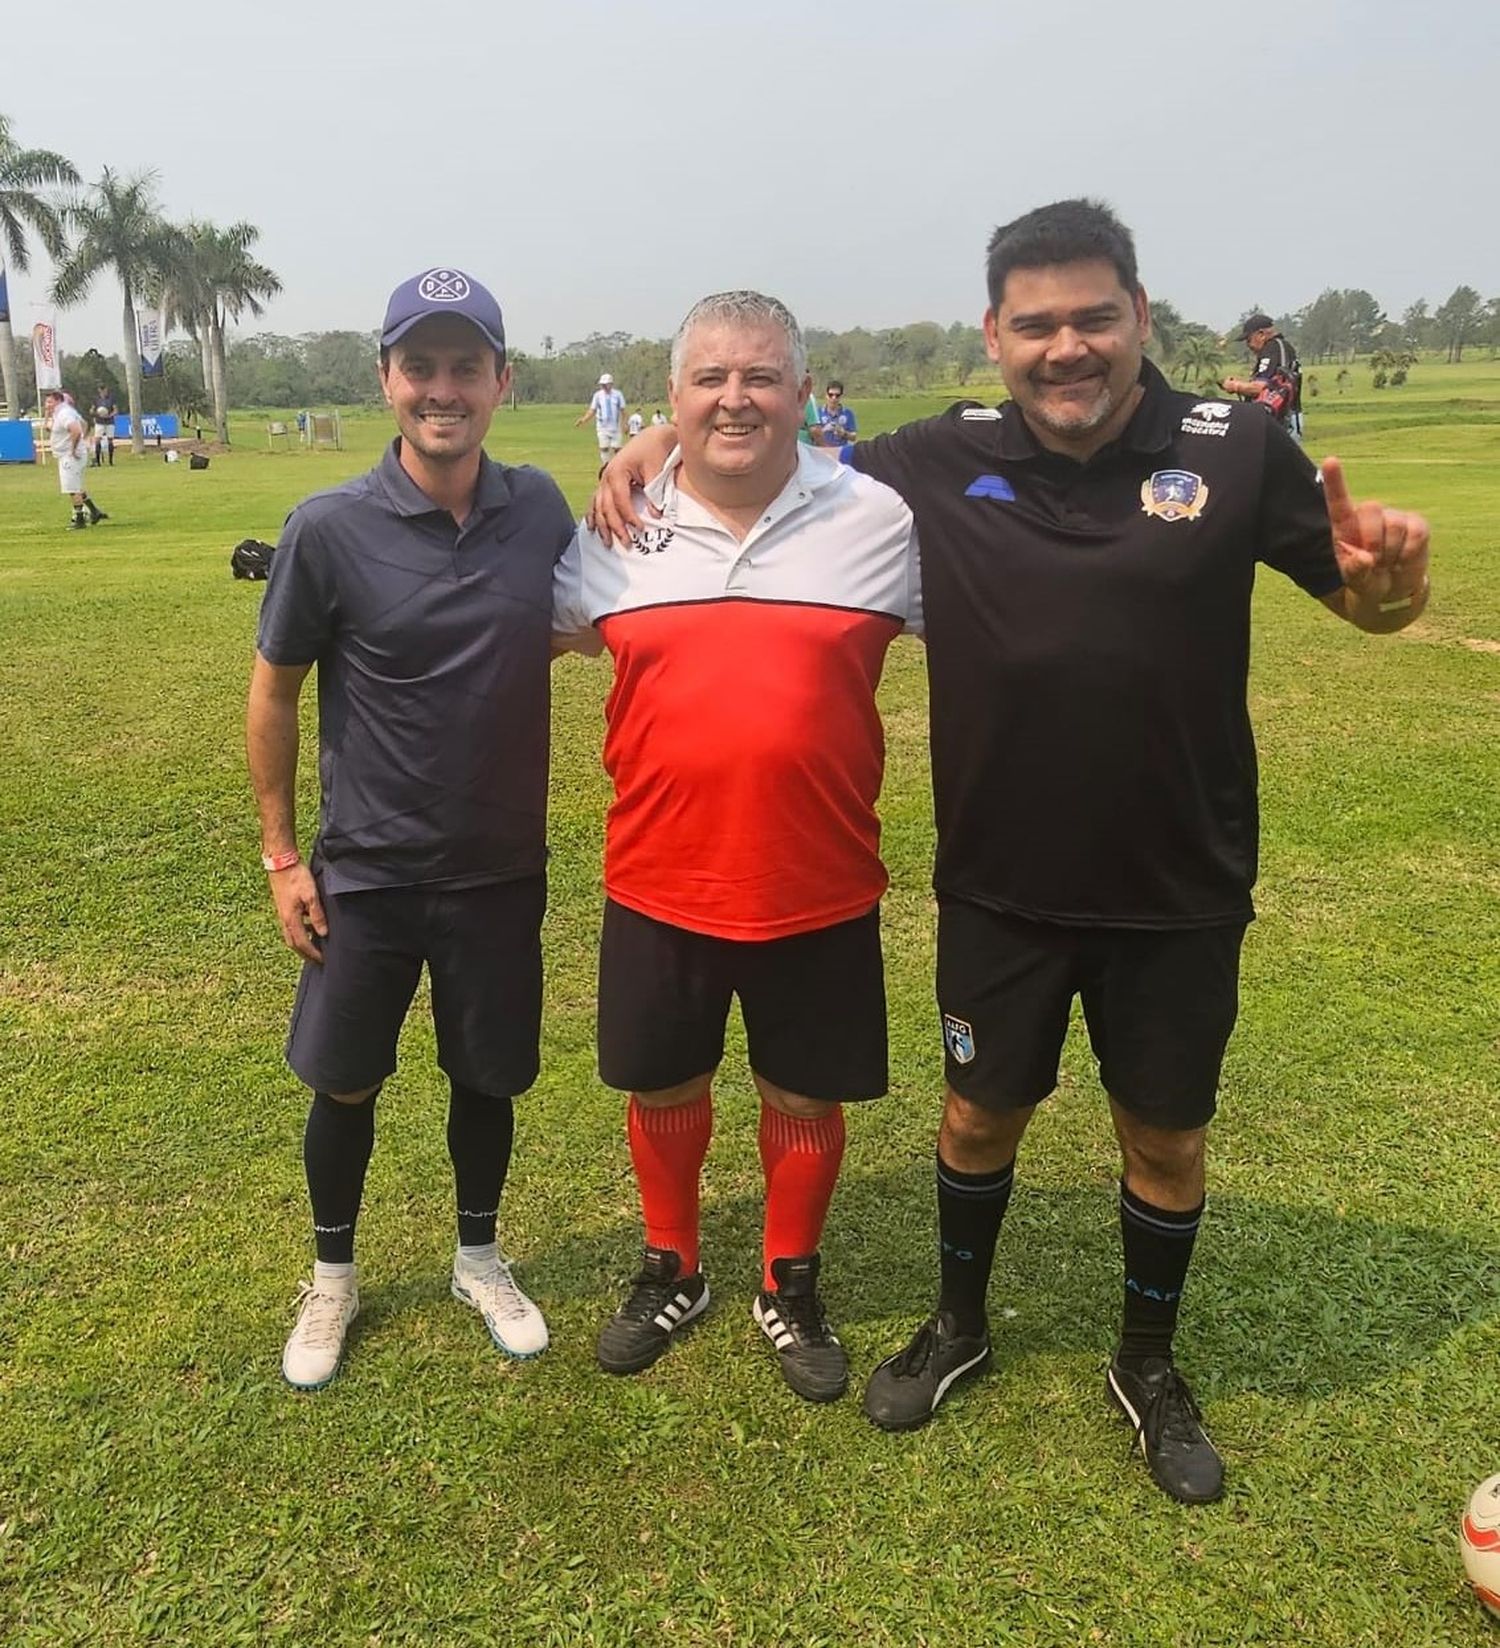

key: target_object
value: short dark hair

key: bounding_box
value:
[985,198,1140,311]
[825,379,844,394]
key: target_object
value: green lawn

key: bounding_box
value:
[1,364,1497,1646]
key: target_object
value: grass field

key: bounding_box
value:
[1,363,1497,1647]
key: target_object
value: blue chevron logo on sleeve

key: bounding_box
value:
[965,474,1016,500]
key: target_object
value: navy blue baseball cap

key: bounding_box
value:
[381,267,506,353]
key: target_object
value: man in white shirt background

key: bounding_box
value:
[576,371,626,472]
[44,388,107,531]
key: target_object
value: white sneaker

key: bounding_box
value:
[452,1253,549,1360]
[282,1271,359,1389]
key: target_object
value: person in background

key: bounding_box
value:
[90,384,116,466]
[576,372,626,472]
[817,380,857,446]
[43,388,106,530]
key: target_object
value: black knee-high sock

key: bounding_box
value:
[304,1088,379,1264]
[448,1082,515,1248]
[1117,1180,1203,1370]
[936,1152,1016,1337]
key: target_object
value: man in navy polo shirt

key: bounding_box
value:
[247,267,574,1389]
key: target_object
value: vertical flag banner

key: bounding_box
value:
[138,308,165,378]
[32,312,61,390]
[0,265,10,324]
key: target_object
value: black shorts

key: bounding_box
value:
[286,875,545,1096]
[597,899,887,1102]
[935,898,1247,1129]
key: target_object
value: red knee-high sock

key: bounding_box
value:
[627,1091,713,1275]
[758,1102,846,1290]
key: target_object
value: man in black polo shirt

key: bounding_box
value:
[591,198,1431,1503]
[1224,312,1303,439]
[849,201,1429,1503]
[247,267,574,1389]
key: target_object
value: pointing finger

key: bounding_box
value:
[1320,456,1359,542]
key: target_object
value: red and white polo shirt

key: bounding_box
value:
[554,445,922,941]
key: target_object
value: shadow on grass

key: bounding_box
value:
[510,1167,1500,1404]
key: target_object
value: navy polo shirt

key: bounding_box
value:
[258,440,575,893]
[851,362,1343,928]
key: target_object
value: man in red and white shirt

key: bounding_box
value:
[554,290,920,1402]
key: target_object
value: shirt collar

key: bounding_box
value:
[643,439,845,518]
[994,358,1176,464]
[375,439,513,517]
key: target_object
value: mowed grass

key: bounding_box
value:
[0,364,1497,1647]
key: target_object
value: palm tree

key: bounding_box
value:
[159,221,280,444]
[1146,297,1183,369]
[52,169,183,456]
[1174,334,1226,392]
[208,225,280,444]
[153,222,217,411]
[0,113,79,415]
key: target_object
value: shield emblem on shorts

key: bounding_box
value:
[1140,468,1209,522]
[943,1014,976,1065]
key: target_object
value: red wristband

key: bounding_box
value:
[261,848,301,873]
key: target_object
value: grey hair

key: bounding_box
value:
[669,290,808,384]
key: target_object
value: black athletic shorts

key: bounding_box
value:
[935,898,1248,1129]
[286,875,546,1096]
[597,899,887,1102]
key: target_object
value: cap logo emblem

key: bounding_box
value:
[418,269,471,302]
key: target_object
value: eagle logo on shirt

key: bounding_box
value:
[1140,469,1209,523]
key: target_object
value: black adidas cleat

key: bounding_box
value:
[1107,1356,1224,1505]
[753,1254,848,1402]
[863,1311,991,1431]
[596,1246,709,1375]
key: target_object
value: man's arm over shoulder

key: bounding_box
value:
[844,404,969,507]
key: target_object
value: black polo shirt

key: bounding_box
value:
[258,440,574,893]
[851,362,1343,928]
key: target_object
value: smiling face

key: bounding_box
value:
[983,258,1150,458]
[379,314,509,469]
[668,319,810,502]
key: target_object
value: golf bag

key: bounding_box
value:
[230,539,277,581]
[1254,371,1296,422]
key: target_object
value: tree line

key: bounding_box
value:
[198,292,1499,415]
[7,109,1496,430]
[1,111,278,451]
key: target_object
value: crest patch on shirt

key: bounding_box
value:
[1140,469,1209,523]
[627,524,675,555]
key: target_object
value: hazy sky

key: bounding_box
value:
[7,0,1496,361]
